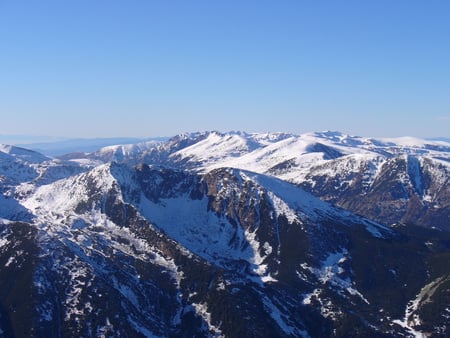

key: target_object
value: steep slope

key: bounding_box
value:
[168,131,294,170]
[298,154,450,230]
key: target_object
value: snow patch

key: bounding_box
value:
[0,237,9,248]
[303,250,369,304]
[4,256,15,267]
[191,302,224,338]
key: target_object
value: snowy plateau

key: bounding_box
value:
[0,130,449,337]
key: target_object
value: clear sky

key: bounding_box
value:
[1,1,449,139]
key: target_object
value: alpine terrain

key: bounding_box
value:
[0,131,449,337]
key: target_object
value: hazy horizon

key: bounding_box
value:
[1,130,449,148]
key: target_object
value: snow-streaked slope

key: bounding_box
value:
[0,151,40,184]
[170,131,293,168]
[22,164,260,269]
[243,170,391,238]
[139,195,257,263]
[20,163,390,277]
[209,136,329,173]
[17,163,317,335]
[22,164,117,219]
[0,144,51,184]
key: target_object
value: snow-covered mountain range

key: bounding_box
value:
[0,131,449,337]
[63,131,450,230]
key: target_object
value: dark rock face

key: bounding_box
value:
[0,222,38,338]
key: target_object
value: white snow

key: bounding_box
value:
[170,131,447,176]
[207,136,333,175]
[191,302,224,338]
[380,136,448,148]
[21,163,117,219]
[63,259,91,321]
[261,296,297,335]
[257,292,310,337]
[303,249,369,304]
[245,171,331,222]
[171,132,255,166]
[68,158,104,167]
[242,170,391,238]
[362,221,386,238]
[302,287,343,319]
[4,256,15,267]
[0,237,9,248]
[94,140,161,160]
[0,144,50,163]
[303,288,321,306]
[139,194,270,272]
[266,191,301,224]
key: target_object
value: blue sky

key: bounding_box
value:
[1,1,449,139]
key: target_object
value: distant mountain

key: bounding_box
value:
[429,137,450,143]
[0,132,449,337]
[0,144,51,164]
[21,137,169,156]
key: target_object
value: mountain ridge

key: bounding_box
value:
[52,130,450,231]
